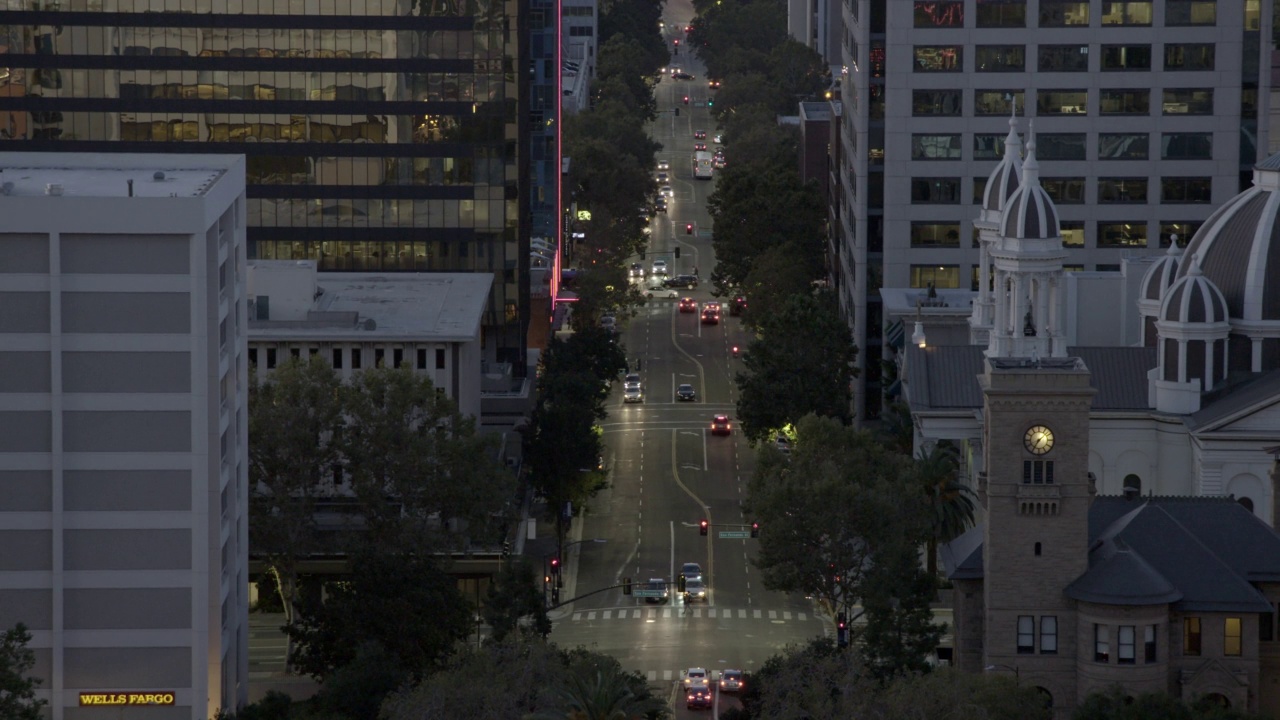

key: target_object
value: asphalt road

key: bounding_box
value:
[549,3,831,715]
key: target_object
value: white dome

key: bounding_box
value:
[998,131,1060,241]
[982,113,1023,215]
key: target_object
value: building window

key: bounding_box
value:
[1161,177,1213,204]
[1040,0,1089,26]
[914,46,963,71]
[1034,541,1042,556]
[332,348,343,369]
[290,348,301,360]
[975,90,1024,116]
[1018,616,1035,653]
[912,134,963,160]
[374,348,385,367]
[1042,178,1085,204]
[1119,626,1136,664]
[1100,89,1150,115]
[1163,88,1213,115]
[1166,1,1216,25]
[1097,264,1121,272]
[1095,625,1111,662]
[1061,221,1085,248]
[416,348,428,370]
[1036,134,1087,161]
[973,177,989,204]
[911,178,963,204]
[976,0,1026,28]
[248,348,258,369]
[913,89,963,116]
[351,348,362,369]
[974,134,1007,160]
[1023,460,1055,484]
[1098,222,1148,248]
[911,223,961,247]
[1037,90,1088,115]
[1162,133,1213,160]
[1101,45,1152,71]
[1225,618,1242,656]
[436,348,446,369]
[1146,624,1159,662]
[1098,134,1149,160]
[1184,617,1202,655]
[1123,474,1142,494]
[975,45,1025,72]
[1098,178,1148,204]
[1160,222,1201,247]
[266,348,277,369]
[914,1,964,27]
[1164,43,1215,71]
[1038,45,1089,72]
[1041,616,1059,653]
[1064,264,1085,272]
[910,265,960,289]
[1101,1,1153,25]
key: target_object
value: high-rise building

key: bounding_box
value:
[0,0,531,369]
[833,0,1269,422]
[0,152,249,719]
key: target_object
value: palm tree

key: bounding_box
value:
[525,661,668,720]
[914,443,977,581]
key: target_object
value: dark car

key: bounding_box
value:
[694,142,707,151]
[654,198,668,213]
[679,297,698,313]
[719,669,744,693]
[664,275,699,289]
[708,79,721,90]
[672,71,694,80]
[730,295,747,316]
[686,681,713,710]
[694,129,707,139]
[700,307,720,325]
[677,383,697,401]
[711,415,731,436]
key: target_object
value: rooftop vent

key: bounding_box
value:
[45,183,63,196]
[153,171,166,181]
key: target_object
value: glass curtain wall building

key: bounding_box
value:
[0,0,530,367]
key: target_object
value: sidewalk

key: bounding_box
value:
[521,499,585,621]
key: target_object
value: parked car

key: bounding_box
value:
[677,383,697,401]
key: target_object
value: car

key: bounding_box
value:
[684,23,693,33]
[659,185,674,198]
[652,259,668,276]
[679,297,697,313]
[664,274,698,289]
[655,171,669,184]
[694,142,707,152]
[703,301,721,313]
[654,200,667,213]
[672,71,694,81]
[681,562,703,581]
[700,307,720,325]
[708,79,721,90]
[647,284,678,299]
[713,133,724,144]
[774,435,792,454]
[719,669,744,693]
[694,129,706,139]
[629,263,645,279]
[686,680,712,710]
[657,160,670,171]
[677,383,697,401]
[644,577,668,603]
[624,372,641,385]
[684,578,708,602]
[599,315,617,333]
[713,157,726,169]
[730,295,747,316]
[624,386,644,403]
[684,668,709,689]
[711,414,731,435]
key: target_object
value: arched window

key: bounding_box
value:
[1201,693,1230,709]
[1035,687,1053,708]
[1034,542,1042,556]
[1238,497,1254,513]
[1123,474,1141,495]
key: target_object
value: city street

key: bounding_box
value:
[549,2,830,714]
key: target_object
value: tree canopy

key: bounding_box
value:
[0,624,46,720]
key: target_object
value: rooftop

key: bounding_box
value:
[0,153,232,198]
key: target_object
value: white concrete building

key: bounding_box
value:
[0,152,249,719]
[834,0,1272,422]
[246,261,491,421]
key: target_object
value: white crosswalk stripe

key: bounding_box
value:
[587,611,597,620]
[783,611,792,620]
[768,610,777,619]
[603,610,612,620]
[739,609,747,618]
[799,612,807,621]
[752,609,761,619]
[573,612,581,621]
[559,607,816,624]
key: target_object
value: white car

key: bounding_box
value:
[655,172,669,184]
[657,160,670,171]
[714,133,723,143]
[647,284,678,299]
[683,667,709,688]
[681,562,703,581]
[652,259,668,275]
[624,385,644,403]
[659,185,674,198]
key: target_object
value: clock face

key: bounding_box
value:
[1024,425,1054,455]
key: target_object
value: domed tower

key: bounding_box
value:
[970,110,1024,347]
[1137,240,1184,347]
[987,124,1069,359]
[1151,260,1231,414]
[1177,152,1280,374]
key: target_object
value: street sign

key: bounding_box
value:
[633,588,665,598]
[719,530,750,539]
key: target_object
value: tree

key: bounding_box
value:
[483,557,553,642]
[735,637,873,719]
[913,443,976,580]
[707,164,822,292]
[0,624,46,720]
[867,668,1052,720]
[339,364,511,553]
[527,649,669,720]
[735,293,857,442]
[285,550,473,682]
[744,415,919,623]
[857,541,944,681]
[737,242,825,330]
[1073,686,1270,720]
[247,356,343,671]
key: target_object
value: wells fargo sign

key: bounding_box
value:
[79,692,176,706]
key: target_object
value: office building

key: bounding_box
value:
[834,0,1269,421]
[0,152,249,719]
[0,0,532,373]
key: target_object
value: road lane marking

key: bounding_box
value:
[648,671,657,681]
[603,610,612,619]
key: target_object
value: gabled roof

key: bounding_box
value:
[1064,538,1181,606]
[939,524,984,580]
[1189,369,1280,431]
[904,345,1156,412]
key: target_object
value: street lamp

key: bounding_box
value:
[984,663,1019,685]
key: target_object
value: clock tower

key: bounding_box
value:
[980,355,1095,711]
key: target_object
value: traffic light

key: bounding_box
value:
[550,557,561,575]
[678,575,687,592]
[707,98,714,107]
[673,38,680,46]
[675,247,681,258]
[699,519,708,536]
[544,574,551,585]
[751,522,759,538]
[683,95,690,105]
[838,612,849,648]
[686,223,694,235]
[623,577,632,595]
